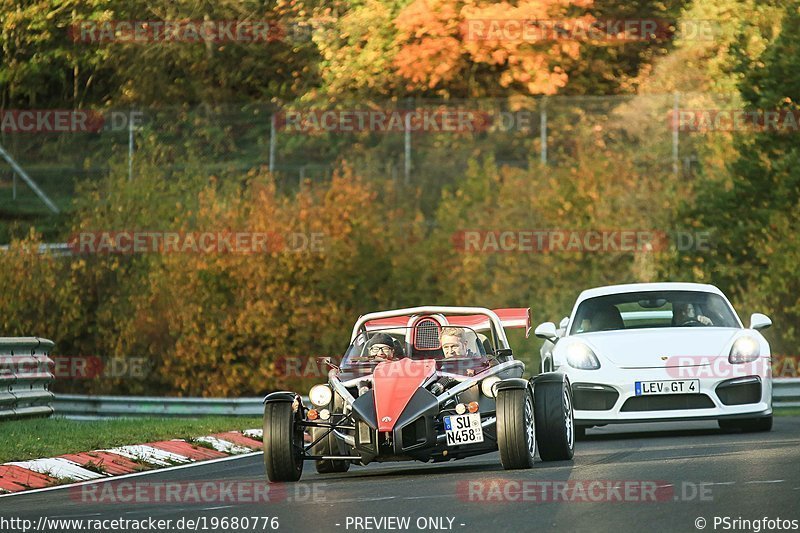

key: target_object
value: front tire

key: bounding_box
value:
[496,387,536,469]
[533,378,575,461]
[263,401,304,482]
[311,427,350,474]
[718,415,772,433]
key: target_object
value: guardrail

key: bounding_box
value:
[774,378,800,408]
[53,395,267,419]
[52,379,800,418]
[0,337,56,419]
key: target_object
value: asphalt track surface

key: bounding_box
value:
[2,418,800,533]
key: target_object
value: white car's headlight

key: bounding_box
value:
[565,342,601,370]
[309,384,333,407]
[729,336,760,364]
[481,376,501,398]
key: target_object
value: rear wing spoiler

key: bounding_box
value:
[449,308,532,338]
[362,307,531,338]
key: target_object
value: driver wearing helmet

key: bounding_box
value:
[673,302,713,326]
[365,333,399,362]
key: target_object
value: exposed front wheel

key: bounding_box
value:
[534,377,575,461]
[496,387,536,470]
[718,415,772,433]
[263,401,304,482]
[311,426,350,474]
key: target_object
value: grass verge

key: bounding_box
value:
[0,416,262,464]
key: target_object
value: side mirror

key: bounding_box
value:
[317,357,339,372]
[557,316,570,337]
[534,322,558,342]
[496,348,513,361]
[749,313,772,330]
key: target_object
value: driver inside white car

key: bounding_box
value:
[673,302,713,326]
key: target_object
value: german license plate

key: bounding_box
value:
[444,413,484,446]
[635,379,699,396]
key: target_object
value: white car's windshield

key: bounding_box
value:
[570,290,740,334]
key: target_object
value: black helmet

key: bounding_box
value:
[366,333,395,349]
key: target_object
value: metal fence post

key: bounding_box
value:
[404,98,412,185]
[540,97,548,165]
[269,113,276,174]
[672,92,680,178]
[128,109,134,181]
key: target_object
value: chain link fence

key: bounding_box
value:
[0,93,744,233]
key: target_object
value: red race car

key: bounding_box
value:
[262,306,575,482]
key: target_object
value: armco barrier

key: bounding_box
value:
[53,394,266,418]
[0,337,56,419]
[52,380,800,419]
[774,378,800,408]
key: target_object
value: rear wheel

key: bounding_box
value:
[263,401,304,482]
[534,378,575,461]
[311,426,350,474]
[496,387,536,469]
[718,415,772,433]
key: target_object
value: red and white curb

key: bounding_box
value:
[0,429,263,494]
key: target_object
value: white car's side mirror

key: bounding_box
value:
[558,317,570,337]
[749,313,772,330]
[534,322,558,341]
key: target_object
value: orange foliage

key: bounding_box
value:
[393,0,592,94]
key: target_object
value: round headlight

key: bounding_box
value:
[729,336,760,364]
[481,376,501,398]
[565,342,601,370]
[309,384,333,407]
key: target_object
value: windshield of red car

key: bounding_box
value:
[342,325,488,372]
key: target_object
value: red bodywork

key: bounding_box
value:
[372,358,437,431]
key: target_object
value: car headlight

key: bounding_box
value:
[481,376,501,398]
[729,336,760,364]
[309,384,333,407]
[565,342,601,370]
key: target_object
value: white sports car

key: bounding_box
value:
[535,282,773,437]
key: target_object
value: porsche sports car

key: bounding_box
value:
[262,306,575,482]
[535,283,773,437]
